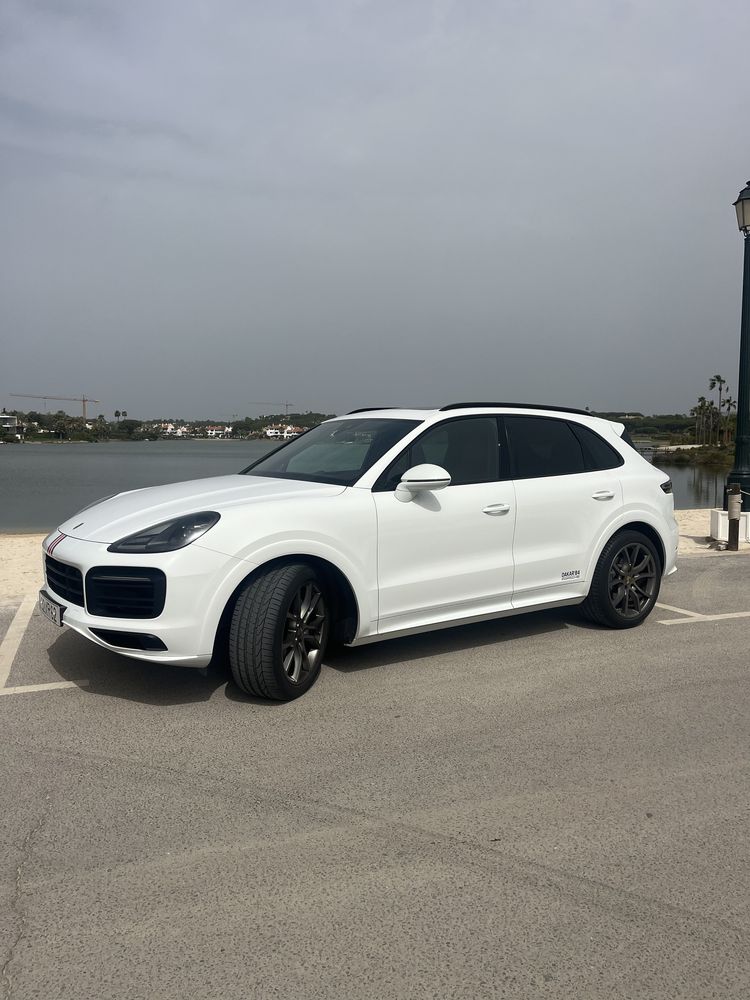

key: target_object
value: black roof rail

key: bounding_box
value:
[439,401,592,417]
[345,407,402,415]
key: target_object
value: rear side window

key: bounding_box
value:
[569,423,624,471]
[505,416,585,479]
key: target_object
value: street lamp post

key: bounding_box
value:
[726,180,750,512]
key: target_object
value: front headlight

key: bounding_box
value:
[107,511,221,553]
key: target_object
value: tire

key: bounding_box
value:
[228,563,329,700]
[580,530,662,629]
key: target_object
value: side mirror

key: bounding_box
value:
[395,464,452,503]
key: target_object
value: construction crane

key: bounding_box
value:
[10,393,101,421]
[247,401,296,416]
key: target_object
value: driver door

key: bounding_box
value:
[372,416,516,635]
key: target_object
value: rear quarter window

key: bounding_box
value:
[569,423,625,471]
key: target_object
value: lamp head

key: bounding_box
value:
[734,180,750,232]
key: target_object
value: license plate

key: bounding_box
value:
[39,590,65,627]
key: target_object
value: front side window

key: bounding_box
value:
[242,418,421,486]
[505,416,585,479]
[376,416,501,490]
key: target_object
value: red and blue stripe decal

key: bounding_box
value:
[46,533,66,555]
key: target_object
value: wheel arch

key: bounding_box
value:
[616,520,666,572]
[210,554,360,664]
[587,518,667,586]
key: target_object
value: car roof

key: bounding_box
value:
[332,404,624,436]
[342,403,596,419]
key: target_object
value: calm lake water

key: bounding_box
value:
[0,440,728,532]
[0,440,276,533]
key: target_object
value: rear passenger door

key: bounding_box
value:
[505,416,623,607]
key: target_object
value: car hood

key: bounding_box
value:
[56,475,347,543]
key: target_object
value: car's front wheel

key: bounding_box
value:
[228,562,329,700]
[580,530,661,628]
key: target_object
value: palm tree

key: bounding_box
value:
[690,406,698,444]
[723,395,737,446]
[705,401,719,446]
[709,375,726,445]
[122,410,128,420]
[114,410,121,422]
[695,396,709,445]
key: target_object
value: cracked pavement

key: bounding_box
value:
[1,796,51,1000]
[0,554,749,998]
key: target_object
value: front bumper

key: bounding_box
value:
[41,534,256,668]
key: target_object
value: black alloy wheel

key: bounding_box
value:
[281,581,327,684]
[580,529,661,629]
[607,541,658,620]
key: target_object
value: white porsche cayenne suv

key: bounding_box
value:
[40,403,678,700]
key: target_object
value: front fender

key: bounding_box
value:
[194,537,377,652]
[237,536,376,637]
[196,489,378,644]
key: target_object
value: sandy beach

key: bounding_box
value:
[1,533,46,603]
[0,510,745,604]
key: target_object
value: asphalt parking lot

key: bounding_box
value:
[1,555,749,999]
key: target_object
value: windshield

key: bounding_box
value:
[241,418,422,486]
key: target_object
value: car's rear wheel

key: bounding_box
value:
[228,563,329,700]
[580,530,661,629]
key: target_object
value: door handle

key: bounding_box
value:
[482,503,511,515]
[591,490,615,501]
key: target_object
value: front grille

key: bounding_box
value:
[45,555,84,606]
[85,567,167,619]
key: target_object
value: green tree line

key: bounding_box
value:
[1,409,335,442]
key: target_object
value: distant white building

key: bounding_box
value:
[264,424,303,439]
[0,415,19,438]
[158,422,191,437]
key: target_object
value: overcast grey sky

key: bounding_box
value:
[1,0,748,420]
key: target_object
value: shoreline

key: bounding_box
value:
[2,437,268,445]
[0,505,730,537]
[1,510,746,604]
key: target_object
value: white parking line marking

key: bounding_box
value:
[655,602,704,618]
[0,680,89,697]
[658,611,750,626]
[0,593,37,689]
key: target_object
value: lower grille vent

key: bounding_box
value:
[86,567,166,619]
[89,628,167,651]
